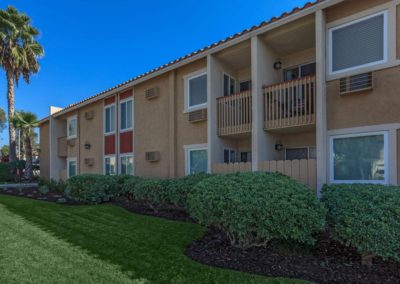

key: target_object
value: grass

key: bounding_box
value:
[0,195,304,284]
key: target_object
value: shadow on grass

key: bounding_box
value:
[0,195,299,284]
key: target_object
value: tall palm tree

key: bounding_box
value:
[0,6,44,174]
[11,111,38,181]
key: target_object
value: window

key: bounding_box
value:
[120,154,134,175]
[239,80,252,92]
[104,104,116,134]
[185,70,207,112]
[120,99,133,131]
[330,132,387,184]
[240,151,252,163]
[67,116,77,139]
[283,63,316,81]
[223,74,236,96]
[223,148,237,163]
[104,156,116,175]
[67,158,77,178]
[329,11,387,74]
[285,147,316,160]
[185,144,208,175]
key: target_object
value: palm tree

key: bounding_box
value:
[0,6,44,174]
[11,111,38,181]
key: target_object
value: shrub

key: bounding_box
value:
[121,176,145,199]
[0,163,13,182]
[166,173,211,208]
[322,184,400,262]
[38,178,66,193]
[39,185,50,195]
[65,174,118,204]
[129,178,170,211]
[188,172,326,249]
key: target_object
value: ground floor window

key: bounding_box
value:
[120,154,134,175]
[185,144,208,175]
[330,132,387,184]
[285,147,316,160]
[223,148,237,163]
[104,156,116,175]
[67,158,77,178]
[240,151,252,163]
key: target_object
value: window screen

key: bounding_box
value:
[189,74,207,107]
[331,13,385,72]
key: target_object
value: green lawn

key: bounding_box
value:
[0,195,303,284]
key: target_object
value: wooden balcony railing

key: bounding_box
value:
[263,75,316,130]
[57,136,67,157]
[217,90,252,136]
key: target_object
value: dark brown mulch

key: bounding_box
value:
[0,187,78,205]
[111,198,194,222]
[186,227,400,284]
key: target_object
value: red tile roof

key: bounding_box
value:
[49,0,325,118]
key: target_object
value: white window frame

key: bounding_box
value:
[67,157,77,178]
[328,10,388,76]
[329,131,388,184]
[184,69,207,113]
[119,98,133,132]
[104,104,116,135]
[223,72,237,96]
[104,155,117,176]
[283,61,316,81]
[119,153,134,175]
[67,115,77,139]
[184,143,208,176]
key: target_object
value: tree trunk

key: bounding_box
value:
[24,131,33,181]
[6,70,17,175]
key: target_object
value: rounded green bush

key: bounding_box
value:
[65,174,119,204]
[0,163,13,182]
[187,172,326,249]
[166,173,212,208]
[129,179,170,209]
[322,184,400,262]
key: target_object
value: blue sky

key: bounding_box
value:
[0,0,310,146]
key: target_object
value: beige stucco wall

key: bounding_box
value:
[327,66,400,130]
[325,0,391,23]
[39,121,50,180]
[176,59,208,177]
[397,4,400,59]
[281,48,315,70]
[135,73,171,179]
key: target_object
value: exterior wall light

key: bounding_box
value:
[275,143,283,151]
[273,61,282,70]
[84,142,91,150]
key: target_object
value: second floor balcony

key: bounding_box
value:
[263,75,316,131]
[217,90,252,136]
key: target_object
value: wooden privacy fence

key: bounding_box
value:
[217,90,252,136]
[212,162,252,174]
[263,75,316,130]
[259,159,317,191]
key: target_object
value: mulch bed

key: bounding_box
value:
[0,187,78,205]
[185,227,400,284]
[111,198,194,223]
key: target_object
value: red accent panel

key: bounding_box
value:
[120,89,133,100]
[120,131,133,153]
[104,135,116,155]
[104,96,115,105]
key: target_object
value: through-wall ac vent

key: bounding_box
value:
[67,139,75,147]
[188,109,207,123]
[145,151,160,162]
[84,110,94,120]
[340,72,374,95]
[84,158,94,166]
[145,87,159,100]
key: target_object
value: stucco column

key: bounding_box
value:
[251,36,280,171]
[168,70,177,178]
[316,10,327,196]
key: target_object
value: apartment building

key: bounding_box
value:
[39,0,400,194]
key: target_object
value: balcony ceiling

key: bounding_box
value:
[216,40,251,70]
[260,15,315,56]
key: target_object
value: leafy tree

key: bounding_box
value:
[0,144,8,157]
[11,111,38,181]
[0,6,44,173]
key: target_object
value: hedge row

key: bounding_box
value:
[61,173,400,262]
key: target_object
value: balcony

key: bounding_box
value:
[217,90,252,136]
[57,136,67,157]
[263,75,316,131]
